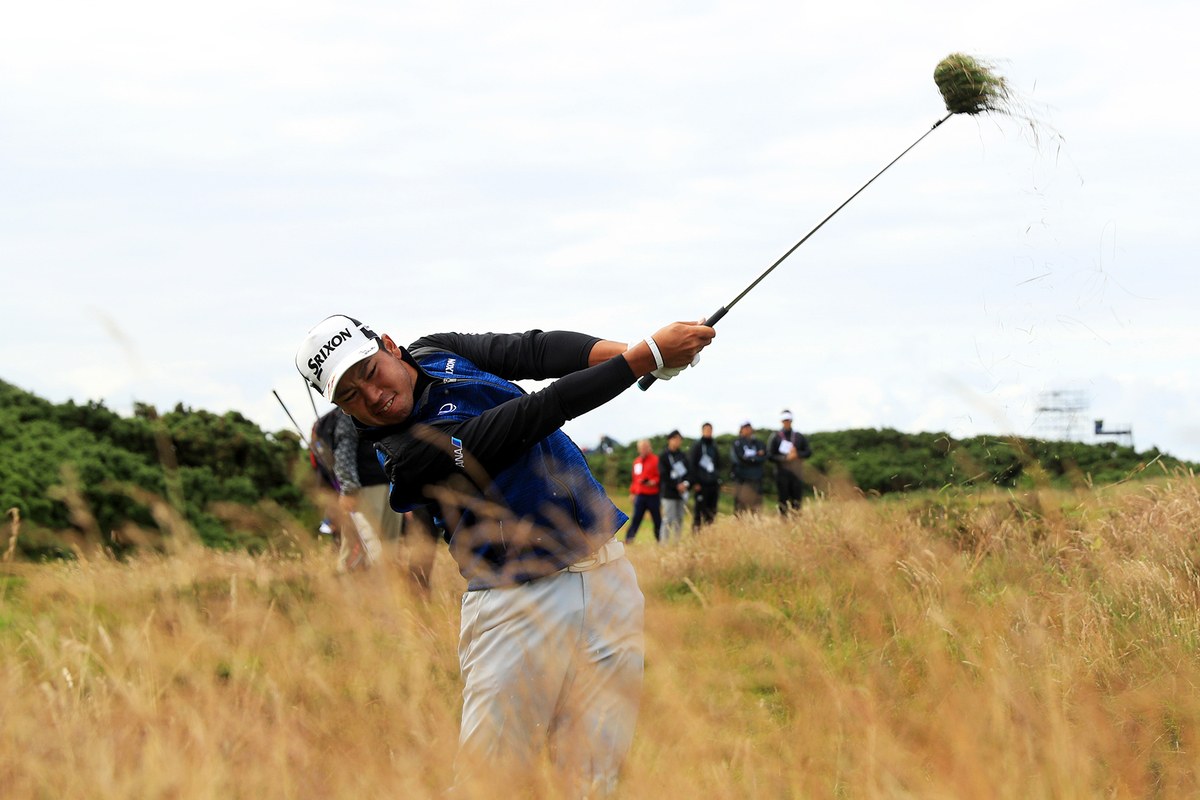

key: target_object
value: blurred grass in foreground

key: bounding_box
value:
[2,473,1200,798]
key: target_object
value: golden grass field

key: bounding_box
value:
[3,473,1199,798]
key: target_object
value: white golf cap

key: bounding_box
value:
[295,315,381,400]
[781,409,793,421]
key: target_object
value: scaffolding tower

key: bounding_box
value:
[1034,389,1091,442]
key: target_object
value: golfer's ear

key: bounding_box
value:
[381,334,401,354]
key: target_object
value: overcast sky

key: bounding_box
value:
[4,0,1198,463]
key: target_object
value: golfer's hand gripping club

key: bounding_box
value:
[637,307,726,391]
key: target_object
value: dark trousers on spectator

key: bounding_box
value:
[776,468,805,515]
[626,494,661,542]
[733,480,762,514]
[692,484,719,530]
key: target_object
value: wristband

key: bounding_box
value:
[644,337,665,370]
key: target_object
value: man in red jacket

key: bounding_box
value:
[625,438,661,542]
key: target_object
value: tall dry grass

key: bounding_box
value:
[2,474,1199,798]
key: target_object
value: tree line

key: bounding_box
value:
[586,427,1193,498]
[2,378,1193,559]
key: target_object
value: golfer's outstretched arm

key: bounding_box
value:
[376,321,715,506]
[376,354,634,507]
[590,320,716,373]
[411,330,600,381]
[414,322,714,380]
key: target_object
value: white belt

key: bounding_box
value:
[565,538,625,573]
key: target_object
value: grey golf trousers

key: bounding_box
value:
[454,549,644,796]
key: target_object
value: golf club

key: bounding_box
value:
[272,389,312,448]
[639,53,1012,391]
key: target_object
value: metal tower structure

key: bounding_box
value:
[1034,389,1091,442]
[1094,419,1135,449]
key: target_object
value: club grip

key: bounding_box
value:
[636,374,658,391]
[637,305,727,391]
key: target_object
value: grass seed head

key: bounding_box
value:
[934,53,1011,116]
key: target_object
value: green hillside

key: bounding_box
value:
[0,379,305,558]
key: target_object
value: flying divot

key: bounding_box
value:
[640,53,1019,390]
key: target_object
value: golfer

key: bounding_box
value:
[295,315,714,795]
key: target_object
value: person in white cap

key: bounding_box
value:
[767,409,813,515]
[294,314,714,796]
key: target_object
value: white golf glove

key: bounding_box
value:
[653,353,701,381]
[645,336,701,381]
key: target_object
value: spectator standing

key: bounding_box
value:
[658,430,690,544]
[730,421,767,514]
[766,409,813,516]
[626,439,661,542]
[689,422,721,530]
[310,409,384,572]
[319,410,440,587]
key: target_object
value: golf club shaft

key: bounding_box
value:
[272,389,312,449]
[304,379,322,422]
[638,112,952,391]
[298,380,344,486]
[277,387,346,491]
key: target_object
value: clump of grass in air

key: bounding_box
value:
[933,51,1057,150]
[934,52,1013,116]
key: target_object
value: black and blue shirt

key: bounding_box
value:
[359,330,632,590]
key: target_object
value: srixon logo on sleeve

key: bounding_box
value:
[307,327,354,383]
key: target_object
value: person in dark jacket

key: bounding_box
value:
[658,430,690,543]
[689,422,720,530]
[766,409,813,516]
[730,421,766,514]
[295,314,714,797]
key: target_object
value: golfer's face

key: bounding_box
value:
[333,339,414,427]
